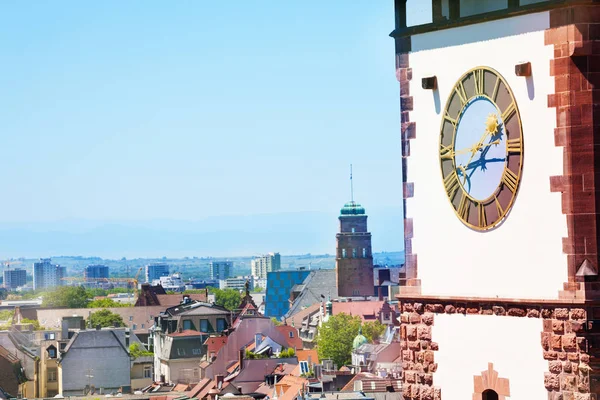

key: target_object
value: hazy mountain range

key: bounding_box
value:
[0,208,404,259]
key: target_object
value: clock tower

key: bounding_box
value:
[392,1,600,399]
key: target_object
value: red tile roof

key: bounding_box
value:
[275,325,302,350]
[156,293,207,307]
[168,329,205,338]
[204,336,228,356]
[296,349,319,364]
[332,301,385,321]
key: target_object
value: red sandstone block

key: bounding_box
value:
[400,96,413,111]
[401,139,411,157]
[562,188,595,214]
[548,93,557,108]
[401,111,410,123]
[580,104,593,124]
[400,80,410,96]
[573,24,588,42]
[555,75,569,92]
[589,23,600,40]
[574,5,600,24]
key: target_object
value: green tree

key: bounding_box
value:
[316,313,362,367]
[212,288,241,311]
[88,309,125,328]
[87,298,128,308]
[362,320,387,343]
[253,286,263,293]
[129,342,153,360]
[270,317,282,326]
[22,318,45,330]
[43,286,89,308]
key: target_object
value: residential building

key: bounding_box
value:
[83,264,109,280]
[145,263,169,283]
[135,284,207,307]
[58,327,133,396]
[151,300,233,384]
[264,270,310,318]
[209,261,232,280]
[285,269,338,319]
[335,201,374,297]
[3,269,27,290]
[0,345,27,397]
[251,253,281,279]
[33,259,66,290]
[219,276,254,291]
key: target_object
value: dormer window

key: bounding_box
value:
[47,346,57,359]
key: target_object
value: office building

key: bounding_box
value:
[264,269,310,318]
[145,263,169,283]
[3,268,27,290]
[251,253,281,279]
[83,264,109,280]
[209,261,232,280]
[33,259,66,290]
[219,276,254,291]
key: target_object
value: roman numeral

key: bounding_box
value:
[443,172,460,200]
[507,137,522,154]
[491,76,500,102]
[457,194,470,221]
[502,168,519,193]
[454,81,468,106]
[495,196,504,217]
[477,202,487,228]
[473,69,484,96]
[440,143,453,160]
[444,112,457,127]
[502,102,516,122]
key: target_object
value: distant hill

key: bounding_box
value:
[0,208,404,259]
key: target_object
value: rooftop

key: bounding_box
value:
[340,201,366,216]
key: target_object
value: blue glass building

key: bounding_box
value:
[264,270,310,319]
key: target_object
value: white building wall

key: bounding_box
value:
[407,11,567,299]
[434,313,547,399]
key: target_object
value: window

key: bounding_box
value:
[47,348,56,358]
[351,227,355,233]
[44,333,55,340]
[133,324,137,330]
[200,320,209,332]
[217,318,227,332]
[362,248,366,258]
[48,368,57,382]
[299,361,309,375]
[143,365,152,379]
[142,324,145,329]
[177,348,186,356]
[289,331,294,338]
[353,289,360,296]
[183,320,192,330]
[352,248,357,258]
[129,316,133,321]
[342,249,346,258]
[192,348,201,355]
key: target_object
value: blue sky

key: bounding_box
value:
[0,2,432,257]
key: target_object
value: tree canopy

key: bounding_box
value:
[362,320,387,343]
[212,288,241,311]
[88,309,125,328]
[129,342,153,360]
[43,286,89,308]
[87,298,128,308]
[316,313,362,367]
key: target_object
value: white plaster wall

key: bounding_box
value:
[434,313,547,399]
[407,12,567,299]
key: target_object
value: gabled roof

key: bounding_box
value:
[285,270,338,318]
[62,329,131,357]
[188,378,212,398]
[296,349,319,364]
[205,336,228,356]
[275,325,302,349]
[165,301,229,317]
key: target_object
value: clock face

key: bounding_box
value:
[439,67,523,231]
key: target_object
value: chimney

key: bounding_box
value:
[125,328,130,353]
[255,333,262,349]
[378,287,383,301]
[215,375,224,389]
[61,319,69,340]
[238,348,244,370]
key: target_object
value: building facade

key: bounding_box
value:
[145,263,170,283]
[3,268,27,289]
[393,1,600,398]
[251,253,281,279]
[219,276,254,291]
[83,264,109,280]
[33,259,66,290]
[264,270,310,318]
[335,201,374,297]
[209,261,232,280]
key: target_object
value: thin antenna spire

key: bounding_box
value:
[350,164,354,202]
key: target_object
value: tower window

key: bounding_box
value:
[482,390,499,400]
[342,249,346,258]
[352,248,357,258]
[351,227,355,233]
[362,248,366,258]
